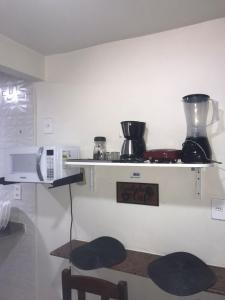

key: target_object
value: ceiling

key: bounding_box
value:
[0,0,225,55]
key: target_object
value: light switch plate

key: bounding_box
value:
[211,198,225,220]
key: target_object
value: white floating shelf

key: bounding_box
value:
[66,160,213,168]
[66,160,213,197]
[65,159,214,199]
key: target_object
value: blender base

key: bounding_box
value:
[181,137,212,163]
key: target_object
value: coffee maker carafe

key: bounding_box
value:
[181,94,214,163]
[120,121,146,160]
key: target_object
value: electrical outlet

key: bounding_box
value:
[13,184,22,200]
[211,199,225,220]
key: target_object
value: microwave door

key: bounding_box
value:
[5,146,45,183]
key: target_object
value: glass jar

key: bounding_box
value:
[93,136,106,160]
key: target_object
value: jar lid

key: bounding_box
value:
[94,136,106,142]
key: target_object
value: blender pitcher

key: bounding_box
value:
[181,94,217,163]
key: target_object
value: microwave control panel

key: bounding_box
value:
[46,149,54,180]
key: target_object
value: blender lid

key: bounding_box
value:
[121,121,146,125]
[182,94,210,103]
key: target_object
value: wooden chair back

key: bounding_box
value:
[62,268,128,300]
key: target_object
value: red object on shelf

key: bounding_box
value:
[143,149,182,163]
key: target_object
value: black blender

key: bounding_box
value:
[181,94,214,163]
[120,121,146,161]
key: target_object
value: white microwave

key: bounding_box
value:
[4,145,80,183]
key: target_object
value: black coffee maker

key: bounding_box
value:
[120,121,146,160]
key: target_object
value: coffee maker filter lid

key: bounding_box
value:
[94,136,106,142]
[182,94,210,103]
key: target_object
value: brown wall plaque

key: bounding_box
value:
[117,182,159,206]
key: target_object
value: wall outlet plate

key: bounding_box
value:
[211,198,225,220]
[13,184,22,200]
[117,182,159,206]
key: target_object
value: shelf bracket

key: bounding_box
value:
[49,173,84,189]
[0,177,18,185]
[89,166,95,192]
[191,167,201,200]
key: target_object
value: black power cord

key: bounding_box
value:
[68,183,73,263]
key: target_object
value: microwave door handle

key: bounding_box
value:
[36,147,44,181]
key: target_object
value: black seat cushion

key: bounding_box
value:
[147,252,216,296]
[70,236,127,270]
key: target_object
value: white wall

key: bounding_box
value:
[0,33,45,81]
[35,18,225,300]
